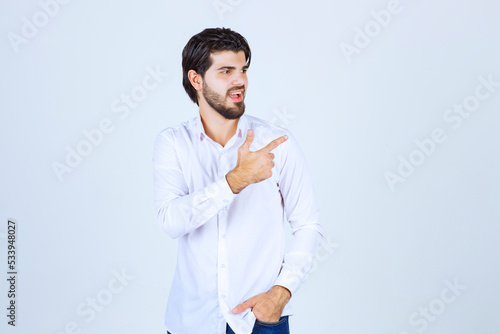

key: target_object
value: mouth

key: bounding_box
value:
[228,89,244,102]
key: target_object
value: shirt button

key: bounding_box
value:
[221,264,226,268]
[221,294,226,299]
[221,234,226,238]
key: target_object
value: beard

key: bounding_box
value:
[202,80,245,120]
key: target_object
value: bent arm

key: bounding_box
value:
[273,132,324,295]
[153,130,236,239]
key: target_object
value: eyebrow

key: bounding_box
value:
[216,65,249,71]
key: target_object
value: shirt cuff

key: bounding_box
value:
[210,175,237,210]
[273,266,305,296]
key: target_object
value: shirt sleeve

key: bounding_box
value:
[273,131,324,295]
[153,129,236,239]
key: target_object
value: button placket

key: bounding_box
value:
[217,310,225,334]
[218,149,226,178]
[217,231,229,305]
[217,145,233,327]
[217,148,230,310]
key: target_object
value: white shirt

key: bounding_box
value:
[153,113,323,334]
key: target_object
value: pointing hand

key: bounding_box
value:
[226,129,288,194]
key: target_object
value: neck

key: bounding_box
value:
[199,106,239,147]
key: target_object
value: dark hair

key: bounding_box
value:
[182,27,251,105]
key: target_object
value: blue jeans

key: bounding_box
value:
[167,316,290,334]
[227,316,289,334]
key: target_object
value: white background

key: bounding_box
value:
[1,0,499,333]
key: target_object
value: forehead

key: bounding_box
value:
[208,50,247,69]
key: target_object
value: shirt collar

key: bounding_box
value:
[194,113,247,142]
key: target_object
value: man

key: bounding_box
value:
[153,27,323,334]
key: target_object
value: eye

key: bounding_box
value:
[241,69,247,73]
[222,70,230,74]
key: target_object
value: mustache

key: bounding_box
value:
[228,86,245,94]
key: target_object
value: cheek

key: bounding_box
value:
[209,83,227,97]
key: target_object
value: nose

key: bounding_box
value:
[231,71,247,87]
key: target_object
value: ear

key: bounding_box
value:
[188,69,203,91]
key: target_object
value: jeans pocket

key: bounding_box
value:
[254,315,289,334]
[255,316,287,326]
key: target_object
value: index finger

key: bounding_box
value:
[260,134,288,153]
